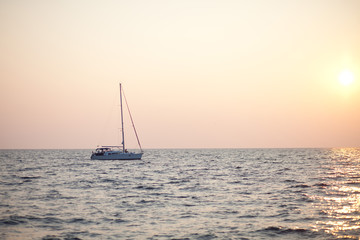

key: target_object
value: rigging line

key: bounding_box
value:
[122,87,143,152]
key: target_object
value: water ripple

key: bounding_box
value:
[1,148,360,239]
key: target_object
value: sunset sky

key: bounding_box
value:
[1,0,360,149]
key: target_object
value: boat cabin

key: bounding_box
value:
[93,146,124,156]
[93,148,110,156]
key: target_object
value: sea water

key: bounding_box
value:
[1,148,360,239]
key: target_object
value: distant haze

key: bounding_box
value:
[1,0,359,149]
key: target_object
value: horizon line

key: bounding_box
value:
[1,146,359,150]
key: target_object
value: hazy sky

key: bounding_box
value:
[1,0,360,149]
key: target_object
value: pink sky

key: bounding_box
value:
[1,0,360,149]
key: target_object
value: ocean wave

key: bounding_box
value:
[0,215,27,225]
[259,226,320,238]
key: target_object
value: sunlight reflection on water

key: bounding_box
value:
[312,148,360,239]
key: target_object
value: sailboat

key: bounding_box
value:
[91,83,144,160]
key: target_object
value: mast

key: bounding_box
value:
[119,83,125,152]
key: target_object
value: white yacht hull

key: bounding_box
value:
[91,152,143,160]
